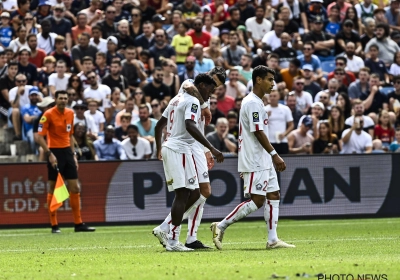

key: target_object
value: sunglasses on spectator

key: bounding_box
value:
[151,104,159,108]
[25,18,33,21]
[132,14,140,17]
[132,147,137,157]
[296,82,304,85]
[16,79,27,83]
[336,62,344,66]
[303,47,311,51]
[335,72,344,75]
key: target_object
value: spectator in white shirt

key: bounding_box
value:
[48,60,71,97]
[8,25,29,53]
[121,124,152,160]
[83,70,111,112]
[345,100,375,137]
[314,78,339,109]
[264,90,294,154]
[85,99,105,134]
[225,69,247,99]
[289,76,313,114]
[246,5,272,49]
[344,42,364,75]
[261,20,291,51]
[73,100,98,140]
[341,116,373,153]
[37,19,57,55]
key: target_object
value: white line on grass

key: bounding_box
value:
[0,237,398,253]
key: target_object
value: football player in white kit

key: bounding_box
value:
[210,66,296,250]
[154,74,224,252]
[153,67,227,249]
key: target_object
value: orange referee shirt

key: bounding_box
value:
[38,107,74,148]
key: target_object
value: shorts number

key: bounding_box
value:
[263,180,268,192]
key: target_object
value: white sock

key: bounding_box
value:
[218,200,258,232]
[265,200,279,244]
[186,201,205,244]
[167,224,181,246]
[160,214,171,232]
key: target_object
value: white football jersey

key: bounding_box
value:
[162,93,201,154]
[238,92,272,172]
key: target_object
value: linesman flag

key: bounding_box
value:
[50,172,70,212]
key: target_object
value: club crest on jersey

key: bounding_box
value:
[202,172,209,179]
[167,179,174,185]
[188,177,196,184]
[252,112,259,122]
[191,104,198,113]
[256,183,263,191]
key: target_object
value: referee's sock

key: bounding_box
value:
[70,193,83,225]
[47,193,58,226]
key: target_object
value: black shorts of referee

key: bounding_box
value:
[47,148,78,181]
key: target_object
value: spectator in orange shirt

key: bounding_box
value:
[280,58,303,91]
[72,13,92,45]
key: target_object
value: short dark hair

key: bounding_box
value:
[179,22,190,30]
[111,60,121,67]
[55,90,68,99]
[194,73,217,87]
[376,22,390,37]
[139,104,149,111]
[243,53,253,60]
[82,56,94,63]
[252,66,275,86]
[228,6,239,16]
[153,66,163,73]
[335,56,347,64]
[392,76,400,84]
[303,41,315,49]
[96,51,106,58]
[209,66,226,84]
[92,25,102,32]
[127,124,139,132]
[369,44,379,51]
[255,5,265,12]
[268,53,279,60]
[80,32,91,40]
[8,61,19,68]
[18,0,29,8]
[227,111,238,120]
[290,58,301,68]
[27,34,37,41]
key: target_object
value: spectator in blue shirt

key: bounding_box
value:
[389,128,400,152]
[133,104,157,145]
[93,126,127,160]
[0,12,15,48]
[21,87,42,152]
[193,43,215,73]
[297,42,325,86]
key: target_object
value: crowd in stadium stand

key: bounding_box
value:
[1,0,400,161]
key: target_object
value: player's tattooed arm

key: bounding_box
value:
[155,117,168,160]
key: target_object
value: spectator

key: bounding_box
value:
[21,87,42,152]
[37,56,55,95]
[345,100,375,137]
[85,99,105,134]
[335,92,351,120]
[171,22,193,65]
[360,17,376,51]
[289,76,313,114]
[302,16,334,62]
[343,6,363,34]
[90,26,108,53]
[186,18,212,49]
[105,36,124,65]
[236,0,255,22]
[175,0,201,22]
[227,111,239,139]
[71,33,98,73]
[115,112,132,141]
[193,44,214,73]
[209,94,225,125]
[50,36,72,70]
[365,22,400,67]
[134,21,155,55]
[133,104,157,144]
[343,42,364,75]
[221,31,246,70]
[102,60,130,98]
[365,45,390,84]
[83,70,112,112]
[348,67,371,103]
[219,6,245,32]
[9,25,28,53]
[374,110,395,148]
[371,139,386,153]
[315,78,339,108]
[215,84,235,116]
[389,51,400,77]
[316,92,332,120]
[229,97,242,119]
[297,42,324,85]
[105,87,125,126]
[27,34,46,69]
[37,19,57,55]
[201,0,227,25]
[206,117,237,154]
[73,100,98,139]
[137,0,156,24]
[73,122,98,161]
[286,92,303,129]
[234,54,253,85]
[121,46,147,91]
[261,19,288,51]
[48,4,72,52]
[361,73,388,114]
[389,128,400,152]
[298,101,325,136]
[114,20,135,52]
[288,116,314,154]
[80,0,102,27]
[278,6,299,36]
[112,0,131,22]
[95,52,110,81]
[0,12,14,48]
[178,56,199,84]
[281,59,302,91]
[79,57,96,90]
[388,76,400,111]
[329,105,346,140]
[265,90,294,154]
[66,88,79,109]
[97,5,117,39]
[0,61,17,124]
[0,49,8,78]
[72,13,92,45]
[327,57,356,87]
[24,12,40,35]
[18,47,38,86]
[335,19,362,56]
[150,99,162,120]
[94,125,127,160]
[325,5,341,36]
[355,0,377,24]
[48,60,70,97]
[341,116,373,153]
[68,74,84,100]
[225,69,246,99]
[274,32,298,69]
[302,64,323,98]
[149,29,176,71]
[245,6,272,50]
[161,59,179,97]
[385,0,400,30]
[167,10,182,38]
[251,45,270,69]
[143,67,171,103]
[327,0,352,21]
[312,121,340,154]
[121,124,152,160]
[276,0,309,33]
[203,36,225,67]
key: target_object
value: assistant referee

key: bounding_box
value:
[36,90,95,234]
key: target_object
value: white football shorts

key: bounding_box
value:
[242,168,280,198]
[192,147,210,184]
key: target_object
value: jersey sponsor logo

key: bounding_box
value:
[256,183,263,191]
[191,104,198,113]
[264,119,269,125]
[167,178,174,185]
[40,116,47,123]
[252,112,259,122]
[202,171,209,179]
[38,124,43,132]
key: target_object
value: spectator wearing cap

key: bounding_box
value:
[0,12,14,48]
[51,36,73,70]
[287,116,314,154]
[327,0,352,22]
[26,34,46,69]
[303,16,334,62]
[114,20,135,52]
[0,61,18,123]
[137,0,156,24]
[149,29,176,71]
[302,64,323,98]
[71,33,98,73]
[385,0,400,29]
[94,125,127,160]
[48,60,71,97]
[305,0,328,24]
[171,22,193,64]
[72,13,92,46]
[83,70,112,112]
[274,32,297,69]
[245,6,272,50]
[18,47,38,86]
[134,21,155,56]
[343,42,364,75]
[8,25,28,53]
[261,19,290,51]
[335,19,362,57]
[47,4,72,52]
[21,87,42,152]
[105,36,124,65]
[89,26,108,54]
[85,98,105,134]
[151,14,165,31]
[281,58,302,91]
[37,19,57,55]
[289,75,312,114]
[360,18,376,51]
[373,8,387,25]
[121,124,152,160]
[221,31,246,70]
[175,0,201,22]
[298,101,325,136]
[315,79,339,109]
[73,100,98,140]
[193,43,214,73]
[97,5,118,39]
[34,1,52,24]
[187,18,212,48]
[341,116,373,153]
[365,22,400,67]
[327,57,356,88]
[178,56,199,84]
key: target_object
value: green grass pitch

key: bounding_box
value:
[0,218,399,280]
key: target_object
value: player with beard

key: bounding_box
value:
[152,67,226,249]
[210,66,295,250]
[154,74,224,251]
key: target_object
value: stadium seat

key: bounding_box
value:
[177,64,186,74]
[321,60,336,74]
[380,87,394,95]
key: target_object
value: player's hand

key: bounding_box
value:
[201,107,211,125]
[211,148,224,163]
[205,151,215,170]
[239,172,243,179]
[157,149,162,160]
[49,153,57,169]
[272,154,286,172]
[74,156,79,171]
